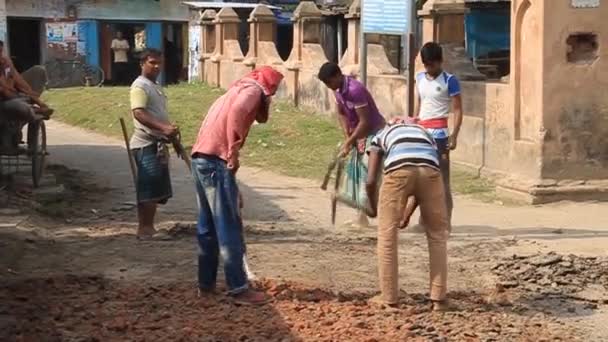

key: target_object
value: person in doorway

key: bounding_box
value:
[0,40,53,122]
[190,66,283,305]
[402,42,463,230]
[111,31,130,85]
[365,117,451,311]
[129,48,178,239]
[317,62,386,227]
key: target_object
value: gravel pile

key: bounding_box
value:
[492,252,608,297]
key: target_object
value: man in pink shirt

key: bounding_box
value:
[191,66,283,306]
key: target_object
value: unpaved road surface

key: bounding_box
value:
[1,120,607,341]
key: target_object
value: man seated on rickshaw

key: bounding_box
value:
[0,40,53,123]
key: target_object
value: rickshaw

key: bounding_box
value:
[0,66,48,188]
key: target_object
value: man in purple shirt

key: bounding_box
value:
[318,62,386,226]
[318,63,386,156]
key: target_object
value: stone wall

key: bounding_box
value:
[192,0,608,204]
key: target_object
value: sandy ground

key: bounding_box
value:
[1,120,607,341]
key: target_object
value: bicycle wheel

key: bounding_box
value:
[80,64,105,87]
[28,121,47,188]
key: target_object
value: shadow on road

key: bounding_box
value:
[46,144,293,225]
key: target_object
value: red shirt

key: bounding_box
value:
[191,81,263,162]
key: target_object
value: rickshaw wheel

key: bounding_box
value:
[28,121,47,188]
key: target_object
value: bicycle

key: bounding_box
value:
[44,59,105,88]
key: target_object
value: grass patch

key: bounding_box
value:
[43,83,342,179]
[44,84,497,199]
[452,168,498,202]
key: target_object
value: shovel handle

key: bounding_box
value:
[119,118,138,186]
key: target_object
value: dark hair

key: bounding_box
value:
[0,40,4,47]
[317,62,342,83]
[420,42,443,64]
[139,48,162,63]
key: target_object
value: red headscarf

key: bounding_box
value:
[240,66,284,96]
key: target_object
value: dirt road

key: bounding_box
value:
[1,120,607,341]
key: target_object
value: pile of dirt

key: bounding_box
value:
[492,252,608,297]
[1,275,579,342]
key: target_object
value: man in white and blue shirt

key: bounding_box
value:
[414,42,464,222]
[365,118,450,310]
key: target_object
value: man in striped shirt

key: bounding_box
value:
[365,119,450,311]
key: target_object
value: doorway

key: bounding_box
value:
[163,22,186,84]
[7,18,42,72]
[101,22,148,85]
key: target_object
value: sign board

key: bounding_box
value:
[46,23,65,43]
[572,0,600,7]
[362,0,413,35]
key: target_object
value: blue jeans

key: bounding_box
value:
[192,155,248,294]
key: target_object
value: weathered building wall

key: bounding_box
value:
[194,0,608,203]
[6,0,188,20]
[6,0,66,18]
[539,1,608,185]
[77,0,188,21]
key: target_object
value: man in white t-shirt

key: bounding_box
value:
[111,31,130,85]
[403,42,463,229]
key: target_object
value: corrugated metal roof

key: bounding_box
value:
[182,1,281,10]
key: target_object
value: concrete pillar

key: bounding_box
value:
[285,1,326,107]
[209,7,243,87]
[286,1,324,67]
[415,0,485,80]
[244,5,282,68]
[199,9,217,83]
[418,0,468,45]
[339,0,361,72]
[338,0,397,76]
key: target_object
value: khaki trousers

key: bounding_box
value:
[377,166,449,304]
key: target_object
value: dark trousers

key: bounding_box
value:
[435,138,453,221]
[112,62,129,85]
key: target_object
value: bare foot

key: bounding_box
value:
[137,227,158,238]
[368,294,398,308]
[357,211,370,228]
[432,300,458,312]
[232,289,269,306]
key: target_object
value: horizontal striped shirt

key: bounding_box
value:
[368,123,440,173]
